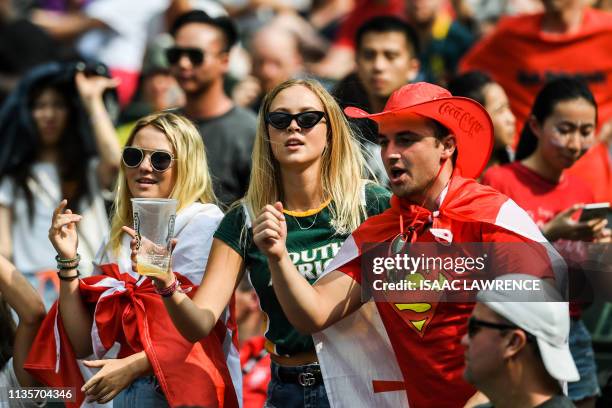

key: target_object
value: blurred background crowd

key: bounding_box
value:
[1,0,612,407]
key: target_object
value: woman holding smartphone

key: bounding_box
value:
[482,77,609,408]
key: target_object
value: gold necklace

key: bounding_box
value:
[283,198,331,230]
[291,213,319,230]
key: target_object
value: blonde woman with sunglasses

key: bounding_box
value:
[30,112,241,407]
[133,79,391,407]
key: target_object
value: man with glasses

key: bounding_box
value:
[463,274,578,408]
[167,10,256,207]
[253,82,564,407]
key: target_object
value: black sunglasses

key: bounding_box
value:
[122,147,176,172]
[165,47,204,66]
[467,317,520,338]
[265,111,325,130]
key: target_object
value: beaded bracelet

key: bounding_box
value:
[58,264,79,270]
[55,254,81,270]
[57,270,81,282]
[55,254,80,263]
[155,279,181,298]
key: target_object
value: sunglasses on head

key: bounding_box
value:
[265,111,325,130]
[165,47,204,66]
[122,147,175,172]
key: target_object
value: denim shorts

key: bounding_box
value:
[264,362,330,408]
[113,376,169,408]
[568,319,601,401]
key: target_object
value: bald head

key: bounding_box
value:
[251,25,303,92]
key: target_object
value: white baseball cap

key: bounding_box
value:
[476,274,579,382]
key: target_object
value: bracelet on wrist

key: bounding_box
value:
[55,253,81,270]
[155,278,180,298]
[55,254,80,263]
[57,262,79,270]
[57,270,80,281]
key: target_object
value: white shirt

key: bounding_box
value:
[78,0,170,71]
[0,161,109,277]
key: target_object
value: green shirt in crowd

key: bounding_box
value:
[214,182,391,356]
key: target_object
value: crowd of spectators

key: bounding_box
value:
[1,1,612,407]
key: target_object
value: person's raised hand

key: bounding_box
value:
[75,71,120,109]
[121,226,177,289]
[49,199,82,259]
[252,202,287,261]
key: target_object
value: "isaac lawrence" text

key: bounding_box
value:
[372,278,542,292]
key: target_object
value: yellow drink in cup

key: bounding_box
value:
[131,198,177,279]
[136,256,170,278]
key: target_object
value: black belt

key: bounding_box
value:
[276,365,323,387]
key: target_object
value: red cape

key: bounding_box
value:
[352,175,510,246]
[24,265,239,408]
[317,175,559,408]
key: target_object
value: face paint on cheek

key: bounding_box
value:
[580,137,594,152]
[549,134,594,161]
[548,136,566,148]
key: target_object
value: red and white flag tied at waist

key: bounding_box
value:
[25,203,242,408]
[312,175,567,408]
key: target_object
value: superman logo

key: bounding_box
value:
[392,271,451,336]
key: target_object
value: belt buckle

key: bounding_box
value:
[298,371,316,387]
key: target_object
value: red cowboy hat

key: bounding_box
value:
[345,82,494,179]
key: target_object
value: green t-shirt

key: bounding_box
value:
[214,182,391,356]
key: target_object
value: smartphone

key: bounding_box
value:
[578,202,610,222]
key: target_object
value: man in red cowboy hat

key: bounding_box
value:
[251,82,565,407]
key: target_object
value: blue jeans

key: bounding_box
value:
[568,319,600,401]
[114,376,169,408]
[264,362,330,408]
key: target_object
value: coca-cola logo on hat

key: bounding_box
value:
[438,102,484,138]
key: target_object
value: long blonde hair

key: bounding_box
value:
[245,78,366,235]
[108,112,216,253]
